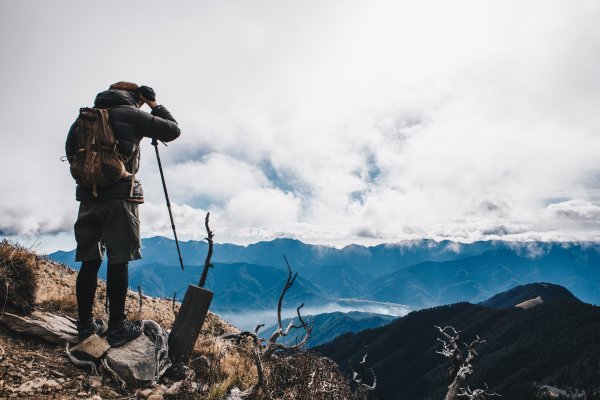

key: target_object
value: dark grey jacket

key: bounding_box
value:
[66,89,181,202]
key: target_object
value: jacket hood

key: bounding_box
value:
[94,89,139,108]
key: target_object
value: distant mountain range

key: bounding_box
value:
[49,237,600,312]
[261,311,396,348]
[315,285,596,400]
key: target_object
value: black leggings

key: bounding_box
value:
[76,259,129,326]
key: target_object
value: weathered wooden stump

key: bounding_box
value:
[0,311,79,344]
[168,285,213,364]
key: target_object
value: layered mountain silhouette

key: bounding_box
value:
[125,261,327,313]
[49,237,600,311]
[315,285,596,400]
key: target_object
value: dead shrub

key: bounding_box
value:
[0,240,38,315]
[261,350,364,400]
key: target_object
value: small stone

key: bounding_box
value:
[138,388,153,398]
[56,378,65,384]
[76,392,88,397]
[13,377,47,393]
[99,388,120,398]
[51,370,65,378]
[42,379,61,389]
[88,376,102,388]
[148,395,163,400]
[165,381,183,395]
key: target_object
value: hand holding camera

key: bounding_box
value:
[139,85,157,109]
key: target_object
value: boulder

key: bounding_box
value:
[106,333,156,387]
[105,321,171,387]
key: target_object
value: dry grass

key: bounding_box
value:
[36,292,78,315]
[0,240,38,314]
[184,336,257,398]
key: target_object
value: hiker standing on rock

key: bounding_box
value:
[65,82,181,346]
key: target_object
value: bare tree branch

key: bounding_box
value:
[436,326,496,400]
[458,383,502,399]
[263,256,311,357]
[198,212,214,288]
[235,347,264,398]
[254,323,265,335]
[172,291,178,318]
[65,343,98,375]
[222,256,313,398]
[101,358,126,391]
[137,285,143,315]
[351,349,376,391]
[1,281,9,319]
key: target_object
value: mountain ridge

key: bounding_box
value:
[315,291,596,400]
[49,237,600,313]
[480,282,581,308]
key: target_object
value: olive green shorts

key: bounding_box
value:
[74,199,142,263]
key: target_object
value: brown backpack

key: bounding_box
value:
[69,108,135,197]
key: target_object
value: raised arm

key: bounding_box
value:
[135,105,181,143]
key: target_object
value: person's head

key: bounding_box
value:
[109,81,143,107]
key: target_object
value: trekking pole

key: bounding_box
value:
[152,138,185,271]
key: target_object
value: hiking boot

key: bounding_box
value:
[77,319,107,341]
[107,319,144,347]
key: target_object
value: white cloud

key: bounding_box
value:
[224,188,302,227]
[546,199,600,222]
[143,153,271,205]
[2,1,600,251]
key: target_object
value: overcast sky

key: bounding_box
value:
[1,1,599,253]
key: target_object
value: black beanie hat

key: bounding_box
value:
[139,85,156,101]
